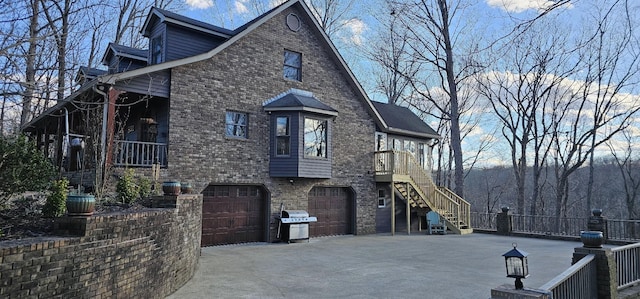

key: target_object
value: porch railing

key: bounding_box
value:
[539,254,597,299]
[113,140,167,167]
[612,242,640,290]
[374,150,471,231]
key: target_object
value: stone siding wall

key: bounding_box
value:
[0,194,202,298]
[168,5,377,237]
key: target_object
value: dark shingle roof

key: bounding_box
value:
[263,90,338,116]
[109,43,147,60]
[78,66,107,78]
[371,101,438,138]
[146,7,235,37]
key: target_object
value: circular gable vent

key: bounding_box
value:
[286,13,301,32]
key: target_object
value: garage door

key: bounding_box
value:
[201,185,266,246]
[308,187,353,237]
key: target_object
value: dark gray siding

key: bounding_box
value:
[148,23,166,64]
[117,59,146,72]
[114,70,170,98]
[269,112,331,178]
[165,26,225,61]
[269,112,299,177]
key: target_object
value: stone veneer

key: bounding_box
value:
[166,5,377,237]
[0,194,202,298]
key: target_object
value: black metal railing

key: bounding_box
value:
[471,212,640,242]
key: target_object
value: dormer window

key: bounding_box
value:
[151,36,163,64]
[283,50,302,81]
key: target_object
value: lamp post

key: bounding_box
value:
[502,242,529,290]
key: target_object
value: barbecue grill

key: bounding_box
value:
[279,210,317,243]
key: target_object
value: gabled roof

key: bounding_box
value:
[74,66,107,85]
[263,89,338,116]
[371,101,440,139]
[141,7,234,38]
[99,0,388,132]
[101,43,147,65]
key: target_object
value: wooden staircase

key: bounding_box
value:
[374,150,473,235]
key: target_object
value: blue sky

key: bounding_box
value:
[174,0,638,168]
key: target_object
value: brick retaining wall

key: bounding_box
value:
[0,194,202,298]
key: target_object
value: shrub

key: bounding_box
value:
[0,135,55,206]
[42,179,68,217]
[138,176,152,199]
[116,169,139,204]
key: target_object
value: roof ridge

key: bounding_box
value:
[262,88,313,106]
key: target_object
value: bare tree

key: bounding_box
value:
[388,0,485,197]
[364,5,419,105]
[550,0,640,220]
[581,0,640,216]
[475,21,577,215]
[607,129,640,220]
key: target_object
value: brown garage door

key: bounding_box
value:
[201,185,266,246]
[308,187,353,237]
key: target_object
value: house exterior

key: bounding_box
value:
[22,0,471,246]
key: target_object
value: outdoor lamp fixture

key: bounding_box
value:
[502,242,529,290]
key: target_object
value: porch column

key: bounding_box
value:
[391,183,395,236]
[105,88,119,168]
[406,182,411,235]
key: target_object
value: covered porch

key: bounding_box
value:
[22,73,171,187]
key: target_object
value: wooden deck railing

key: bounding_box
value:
[113,140,168,167]
[539,254,597,299]
[612,242,640,290]
[374,150,471,230]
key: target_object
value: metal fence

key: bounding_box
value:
[471,212,497,230]
[539,254,597,299]
[471,212,640,242]
[510,214,587,236]
[608,219,640,241]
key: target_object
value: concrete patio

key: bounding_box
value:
[167,233,587,299]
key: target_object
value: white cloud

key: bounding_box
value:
[235,0,249,14]
[185,0,213,9]
[269,0,288,8]
[485,0,572,13]
[341,18,367,46]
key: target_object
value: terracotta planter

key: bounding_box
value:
[581,231,603,248]
[162,181,181,195]
[66,194,96,216]
[180,182,193,194]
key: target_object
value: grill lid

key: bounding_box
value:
[282,210,309,218]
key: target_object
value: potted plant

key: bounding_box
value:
[66,189,95,216]
[162,181,181,195]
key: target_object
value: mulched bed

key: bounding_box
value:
[0,194,153,241]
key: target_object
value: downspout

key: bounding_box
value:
[93,84,108,189]
[62,107,70,172]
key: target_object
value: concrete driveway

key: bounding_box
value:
[167,233,583,299]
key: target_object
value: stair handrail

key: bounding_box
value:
[436,186,471,229]
[386,150,468,230]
